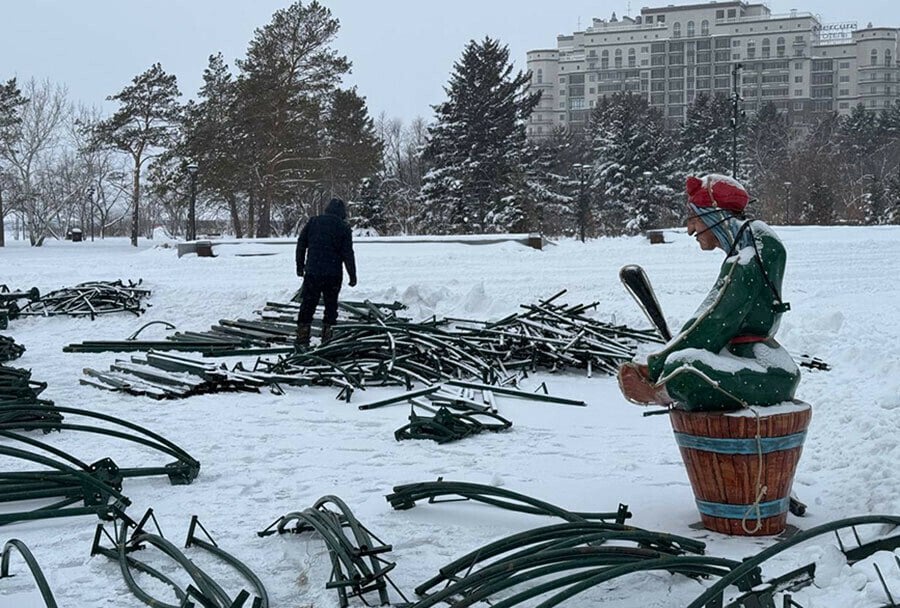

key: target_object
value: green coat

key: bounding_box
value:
[647,221,800,410]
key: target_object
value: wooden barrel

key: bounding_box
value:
[669,401,812,536]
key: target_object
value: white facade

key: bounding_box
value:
[526,1,900,138]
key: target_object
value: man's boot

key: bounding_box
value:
[295,323,311,351]
[321,323,334,345]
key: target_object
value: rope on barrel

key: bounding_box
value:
[741,406,767,535]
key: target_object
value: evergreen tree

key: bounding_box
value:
[419,37,540,234]
[589,92,678,235]
[92,63,182,246]
[678,92,737,177]
[529,127,588,237]
[182,53,248,237]
[351,175,386,234]
[321,87,383,202]
[790,113,842,224]
[235,0,350,237]
[0,78,27,247]
[743,102,792,222]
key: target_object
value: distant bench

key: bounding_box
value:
[176,233,546,258]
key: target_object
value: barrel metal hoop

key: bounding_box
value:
[696,497,791,519]
[673,431,807,455]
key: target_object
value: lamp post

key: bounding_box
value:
[730,63,745,179]
[783,181,792,225]
[88,186,96,241]
[186,163,198,241]
[573,163,592,243]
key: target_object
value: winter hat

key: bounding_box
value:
[685,174,749,214]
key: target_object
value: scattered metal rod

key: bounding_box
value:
[80,351,265,399]
[395,403,512,443]
[185,516,270,608]
[0,443,130,526]
[687,515,900,608]
[0,403,200,485]
[259,495,406,607]
[387,480,632,524]
[413,521,706,599]
[17,279,150,320]
[796,354,830,371]
[0,336,26,363]
[92,508,264,608]
[0,538,58,607]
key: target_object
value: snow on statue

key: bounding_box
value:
[618,174,801,411]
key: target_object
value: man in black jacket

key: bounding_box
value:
[295,198,357,347]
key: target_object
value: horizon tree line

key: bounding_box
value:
[2,3,899,247]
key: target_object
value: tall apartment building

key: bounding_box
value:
[526,1,900,138]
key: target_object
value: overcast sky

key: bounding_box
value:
[2,1,898,125]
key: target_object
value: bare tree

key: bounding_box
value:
[0,79,71,245]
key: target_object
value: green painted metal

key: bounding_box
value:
[687,515,900,608]
[0,539,59,607]
[387,480,630,524]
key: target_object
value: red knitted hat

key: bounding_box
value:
[685,174,749,213]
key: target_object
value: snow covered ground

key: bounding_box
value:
[1,225,899,607]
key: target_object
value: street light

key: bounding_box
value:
[87,186,96,241]
[186,162,199,241]
[783,181,792,225]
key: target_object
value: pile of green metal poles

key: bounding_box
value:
[17,280,149,320]
[0,337,26,363]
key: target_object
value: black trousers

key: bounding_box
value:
[297,275,342,325]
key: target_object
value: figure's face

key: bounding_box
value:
[686,215,720,251]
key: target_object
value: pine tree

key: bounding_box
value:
[589,92,678,235]
[678,92,737,177]
[529,127,588,237]
[419,37,540,234]
[351,175,386,234]
[321,87,383,202]
[743,102,792,222]
[0,78,27,247]
[235,0,350,237]
[182,53,248,237]
[92,63,182,246]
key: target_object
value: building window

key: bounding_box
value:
[701,20,709,36]
[794,89,802,96]
[795,75,803,83]
[657,15,665,23]
[871,49,878,66]
[762,38,770,58]
[871,86,877,94]
[839,102,850,109]
[615,48,623,68]
[559,76,565,83]
[839,89,850,95]
[560,89,565,95]
[727,9,736,18]
[839,61,850,69]
[777,37,785,58]
[536,69,543,84]
[673,22,681,38]
[716,9,724,19]
[747,42,756,59]
[795,62,802,70]
[601,49,609,70]
[887,50,893,66]
[839,75,849,82]
[687,21,695,37]
[628,48,636,68]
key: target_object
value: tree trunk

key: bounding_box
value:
[257,175,272,238]
[0,186,5,248]
[248,188,256,238]
[226,193,243,238]
[131,162,141,247]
